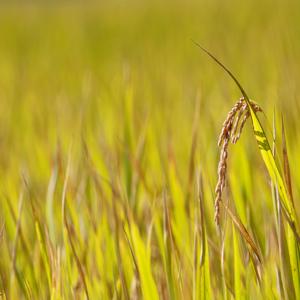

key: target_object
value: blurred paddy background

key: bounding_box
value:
[0,0,300,299]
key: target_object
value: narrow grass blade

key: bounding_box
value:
[168,158,190,253]
[61,151,90,300]
[199,231,212,300]
[233,223,244,300]
[35,221,52,292]
[281,116,294,207]
[287,226,300,299]
[222,202,262,265]
[281,118,300,299]
[192,172,212,300]
[125,222,159,300]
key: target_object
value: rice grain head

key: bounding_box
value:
[215,97,262,226]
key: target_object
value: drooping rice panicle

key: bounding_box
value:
[215,98,262,225]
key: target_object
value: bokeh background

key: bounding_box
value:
[1,1,300,179]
